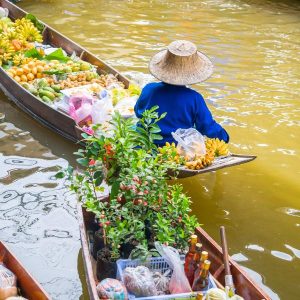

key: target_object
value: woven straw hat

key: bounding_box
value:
[149,40,213,85]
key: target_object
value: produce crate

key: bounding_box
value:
[116,256,217,300]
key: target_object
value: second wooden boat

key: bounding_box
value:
[0,241,50,300]
[77,204,270,300]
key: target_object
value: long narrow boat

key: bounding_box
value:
[0,241,50,300]
[0,0,256,178]
[77,204,271,300]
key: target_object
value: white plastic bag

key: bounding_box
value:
[123,266,158,297]
[155,242,191,294]
[172,128,206,160]
[114,95,138,118]
[0,8,9,18]
[0,264,18,299]
[91,90,114,124]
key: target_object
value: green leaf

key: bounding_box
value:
[45,48,70,62]
[24,48,43,59]
[110,181,120,200]
[25,14,45,33]
[95,176,103,186]
[55,171,65,179]
[76,157,89,166]
[93,170,103,179]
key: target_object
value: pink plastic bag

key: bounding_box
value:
[155,242,191,294]
[68,94,94,126]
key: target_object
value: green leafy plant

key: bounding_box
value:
[59,107,200,261]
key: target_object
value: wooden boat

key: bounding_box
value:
[0,0,256,177]
[0,0,129,143]
[77,204,271,300]
[0,241,50,300]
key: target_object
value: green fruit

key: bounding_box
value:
[43,86,55,93]
[80,62,91,71]
[51,85,61,92]
[28,88,38,95]
[63,66,72,73]
[39,90,55,100]
[41,96,51,103]
[72,66,80,72]
[37,78,48,88]
[21,83,30,89]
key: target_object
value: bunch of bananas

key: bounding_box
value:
[12,53,31,66]
[157,142,185,165]
[185,151,215,170]
[0,17,42,65]
[205,138,229,157]
[14,18,43,43]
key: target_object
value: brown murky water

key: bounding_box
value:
[1,0,300,299]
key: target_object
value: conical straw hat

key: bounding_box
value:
[149,40,213,85]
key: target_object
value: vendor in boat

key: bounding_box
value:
[134,40,229,146]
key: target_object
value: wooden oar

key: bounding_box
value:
[220,226,235,296]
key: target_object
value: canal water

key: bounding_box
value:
[1,0,299,299]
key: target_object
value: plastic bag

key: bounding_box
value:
[114,96,138,118]
[123,266,158,297]
[0,264,18,300]
[96,278,128,300]
[155,242,191,294]
[172,128,206,160]
[0,8,9,18]
[91,90,114,125]
[152,270,170,295]
[68,93,94,125]
[206,288,227,300]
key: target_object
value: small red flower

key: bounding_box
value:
[105,221,110,226]
[89,159,96,166]
[144,190,149,195]
[143,201,148,206]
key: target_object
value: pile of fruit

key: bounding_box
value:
[157,138,229,171]
[0,16,42,66]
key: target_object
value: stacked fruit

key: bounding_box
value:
[205,138,229,157]
[185,151,215,170]
[56,71,99,89]
[6,59,48,83]
[22,79,62,103]
[44,59,94,74]
[157,142,185,165]
[0,17,42,66]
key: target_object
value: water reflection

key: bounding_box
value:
[0,119,82,299]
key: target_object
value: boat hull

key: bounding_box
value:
[0,241,50,300]
[77,204,270,300]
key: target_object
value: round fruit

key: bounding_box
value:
[36,73,43,79]
[31,67,37,75]
[14,75,21,82]
[37,65,44,73]
[21,74,28,82]
[27,73,35,81]
[22,66,30,74]
[16,69,23,76]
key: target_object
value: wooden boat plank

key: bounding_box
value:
[0,241,50,300]
[196,227,271,300]
[176,154,257,178]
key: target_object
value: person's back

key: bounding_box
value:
[135,82,229,146]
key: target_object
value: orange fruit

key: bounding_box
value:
[16,68,23,76]
[21,74,28,82]
[28,61,35,68]
[31,67,37,75]
[37,65,44,73]
[36,73,43,79]
[14,75,21,82]
[22,66,30,74]
[27,73,35,81]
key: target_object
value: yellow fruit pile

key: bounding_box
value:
[158,142,185,165]
[205,138,229,157]
[0,17,42,66]
[185,151,215,170]
[7,59,48,83]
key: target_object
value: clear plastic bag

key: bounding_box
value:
[123,266,158,297]
[91,90,114,125]
[0,8,9,18]
[0,264,18,300]
[155,242,191,294]
[114,95,138,118]
[172,128,206,160]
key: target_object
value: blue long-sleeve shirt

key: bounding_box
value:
[134,82,229,146]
